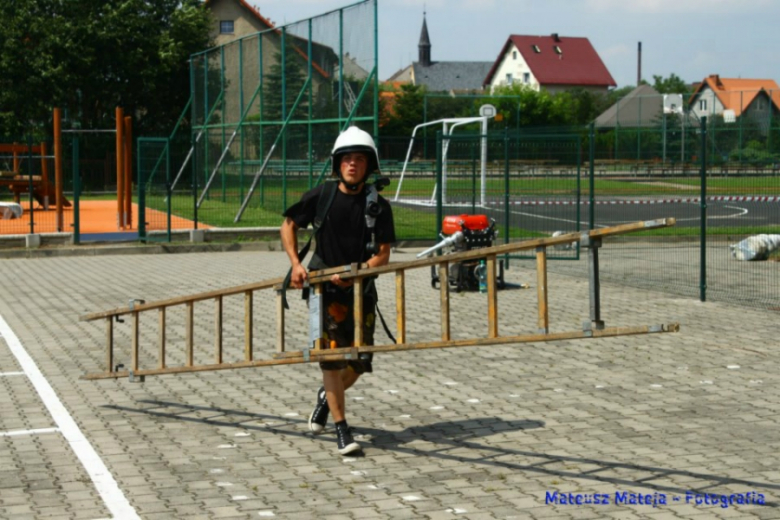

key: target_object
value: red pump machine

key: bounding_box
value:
[417,214,506,292]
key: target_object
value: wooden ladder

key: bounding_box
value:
[81,219,680,381]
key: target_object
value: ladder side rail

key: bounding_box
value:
[83,323,681,381]
[186,302,194,366]
[159,308,167,369]
[486,255,498,338]
[439,261,450,341]
[215,297,223,364]
[536,247,549,334]
[353,263,364,347]
[245,291,253,361]
[395,270,405,344]
[277,290,286,353]
[105,318,114,373]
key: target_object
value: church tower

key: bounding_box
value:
[418,13,431,67]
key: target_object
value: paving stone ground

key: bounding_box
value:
[0,245,778,520]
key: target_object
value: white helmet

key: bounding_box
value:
[331,126,380,177]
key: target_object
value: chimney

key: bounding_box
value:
[637,42,642,85]
[552,33,560,42]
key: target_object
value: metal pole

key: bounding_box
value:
[27,135,34,235]
[281,27,287,211]
[138,141,146,242]
[220,46,226,203]
[53,108,63,231]
[503,129,510,262]
[435,130,443,238]
[662,95,667,167]
[700,116,707,302]
[589,122,595,230]
[373,0,380,142]
[308,19,313,190]
[481,117,488,207]
[73,137,80,245]
[239,39,245,203]
[166,141,171,242]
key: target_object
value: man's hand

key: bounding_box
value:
[330,274,354,289]
[291,264,308,289]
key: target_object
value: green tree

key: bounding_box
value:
[0,0,212,137]
[653,73,691,95]
[380,83,425,137]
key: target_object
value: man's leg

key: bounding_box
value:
[323,368,346,422]
[341,367,361,391]
[323,368,360,455]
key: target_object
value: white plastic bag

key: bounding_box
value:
[729,234,780,261]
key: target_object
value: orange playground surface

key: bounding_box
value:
[0,200,206,235]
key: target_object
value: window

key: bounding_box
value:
[523,72,530,84]
[553,45,562,54]
[506,73,513,85]
[532,45,541,53]
[699,99,707,111]
[757,98,766,111]
[220,20,234,34]
[512,51,517,60]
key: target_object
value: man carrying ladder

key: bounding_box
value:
[280,127,396,456]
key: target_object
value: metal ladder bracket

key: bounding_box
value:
[128,369,145,383]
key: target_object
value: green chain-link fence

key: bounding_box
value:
[138,0,379,235]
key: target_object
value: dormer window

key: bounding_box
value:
[532,45,541,53]
[553,45,562,54]
[220,20,234,34]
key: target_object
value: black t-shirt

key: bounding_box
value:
[283,182,396,268]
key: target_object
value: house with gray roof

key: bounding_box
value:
[595,84,684,128]
[386,14,492,93]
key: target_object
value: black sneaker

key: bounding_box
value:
[308,386,329,435]
[336,422,362,455]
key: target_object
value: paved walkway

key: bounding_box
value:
[0,247,778,519]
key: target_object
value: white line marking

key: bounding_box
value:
[0,427,60,437]
[0,314,140,520]
[0,371,25,377]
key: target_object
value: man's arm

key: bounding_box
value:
[280,217,307,289]
[330,243,392,288]
[366,243,392,268]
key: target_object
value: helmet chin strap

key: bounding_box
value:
[338,173,365,192]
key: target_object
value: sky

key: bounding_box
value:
[251,0,779,88]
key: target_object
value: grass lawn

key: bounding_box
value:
[78,170,779,240]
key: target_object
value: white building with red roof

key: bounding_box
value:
[483,34,616,94]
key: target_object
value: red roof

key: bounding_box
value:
[484,34,616,88]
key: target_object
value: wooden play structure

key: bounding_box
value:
[0,141,68,210]
[0,107,133,233]
[81,219,680,382]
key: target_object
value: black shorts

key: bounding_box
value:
[319,292,376,373]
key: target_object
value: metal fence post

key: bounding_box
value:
[504,130,511,268]
[435,130,443,238]
[72,136,80,245]
[138,141,146,243]
[27,135,34,234]
[700,116,707,302]
[589,122,595,230]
